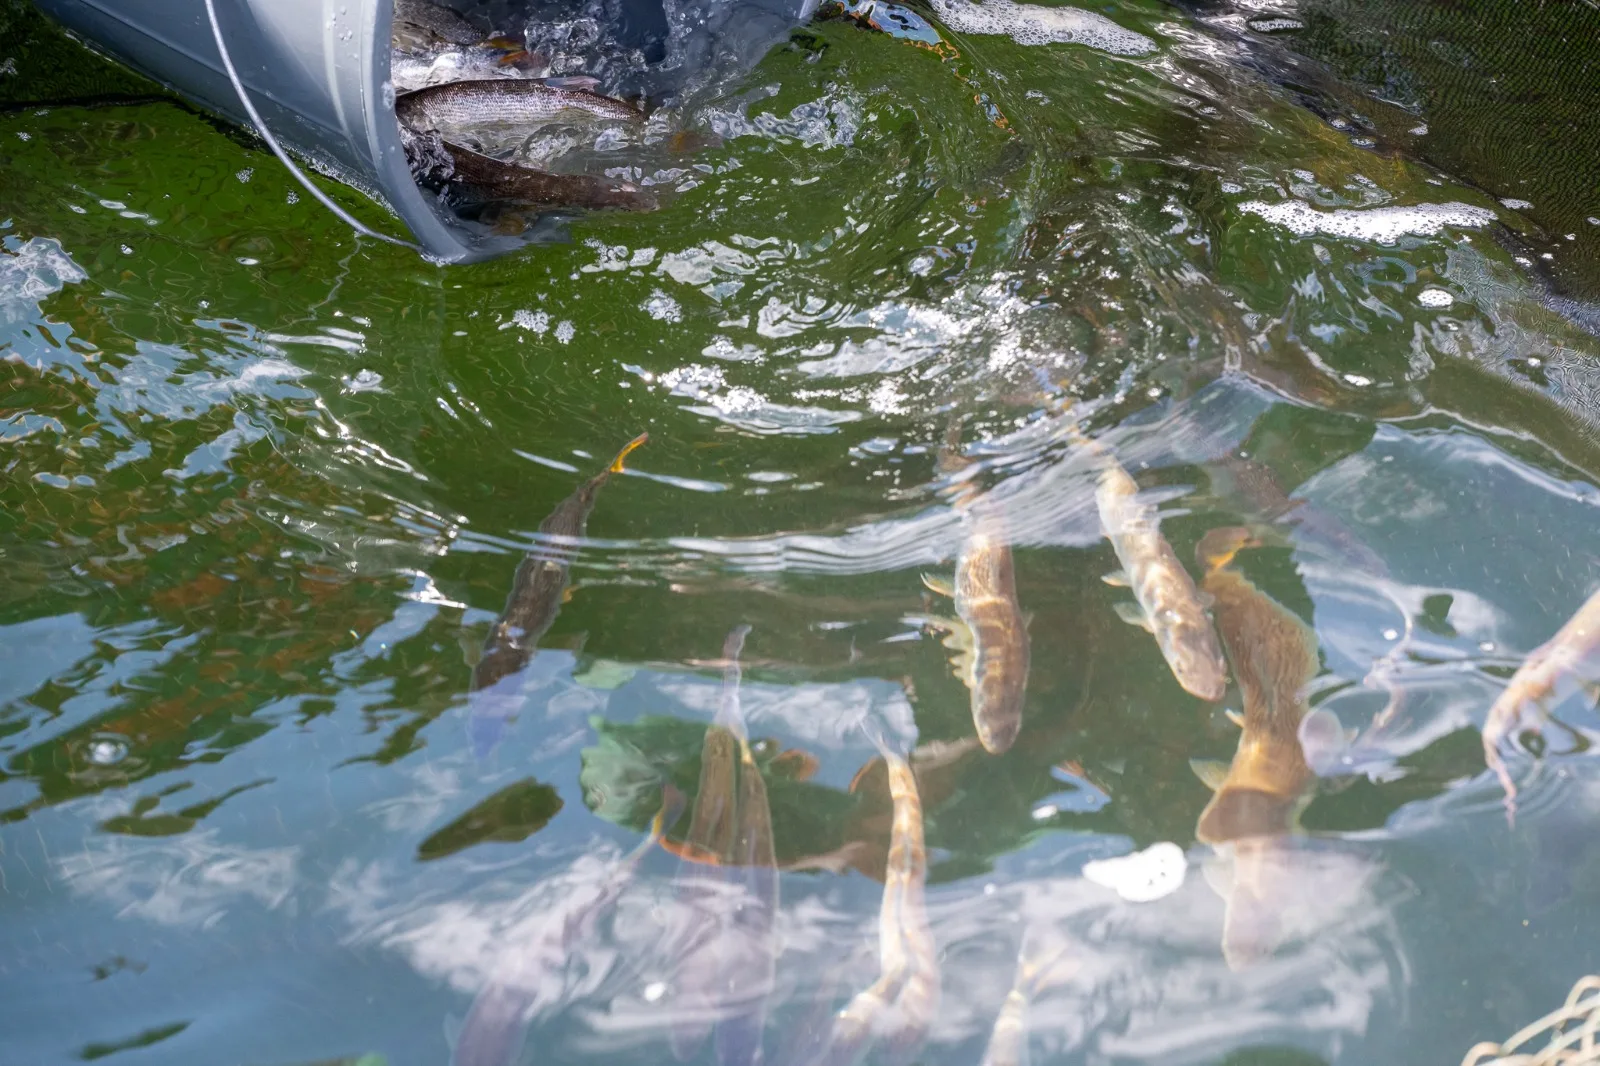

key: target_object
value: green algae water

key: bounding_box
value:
[4,2,1600,1064]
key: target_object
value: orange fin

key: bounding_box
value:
[608,432,649,473]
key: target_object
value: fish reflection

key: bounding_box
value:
[1190,527,1329,968]
[664,624,778,1066]
[807,725,938,1066]
[1483,584,1600,814]
[393,0,493,51]
[1096,450,1227,702]
[451,789,682,1066]
[468,433,646,758]
[922,425,1031,754]
[980,937,1075,1066]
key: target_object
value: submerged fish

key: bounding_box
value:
[393,0,487,50]
[1482,585,1600,815]
[396,79,643,134]
[1189,528,1327,969]
[922,426,1031,754]
[1190,527,1322,844]
[467,434,646,757]
[438,139,657,213]
[451,787,682,1066]
[1096,453,1227,702]
[665,625,779,1066]
[807,725,937,1066]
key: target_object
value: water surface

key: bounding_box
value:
[3,3,1600,1064]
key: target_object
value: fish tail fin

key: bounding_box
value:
[609,432,649,473]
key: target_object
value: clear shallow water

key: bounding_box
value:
[3,3,1600,1064]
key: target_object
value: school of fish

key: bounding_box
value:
[434,368,1600,1065]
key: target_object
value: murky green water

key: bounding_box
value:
[5,2,1600,1064]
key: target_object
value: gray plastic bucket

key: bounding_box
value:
[31,0,513,261]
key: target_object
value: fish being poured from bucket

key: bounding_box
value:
[920,423,1031,754]
[1095,452,1227,702]
[1482,584,1600,817]
[397,79,656,213]
[1189,527,1329,967]
[466,434,647,758]
[662,624,779,1066]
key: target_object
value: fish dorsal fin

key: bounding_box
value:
[1101,569,1131,588]
[922,574,956,598]
[1189,758,1230,792]
[1113,601,1155,633]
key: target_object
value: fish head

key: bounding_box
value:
[1195,525,1261,574]
[1156,615,1228,702]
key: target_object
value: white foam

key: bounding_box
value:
[928,0,1157,55]
[1500,197,1533,211]
[1416,287,1453,308]
[1239,199,1495,243]
[1083,841,1186,902]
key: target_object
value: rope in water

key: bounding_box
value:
[202,0,423,251]
[1462,976,1600,1066]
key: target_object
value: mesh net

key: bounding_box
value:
[1463,976,1600,1066]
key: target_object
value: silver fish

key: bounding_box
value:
[1096,454,1227,701]
[396,79,643,134]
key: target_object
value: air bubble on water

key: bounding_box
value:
[236,168,253,183]
[644,290,683,323]
[1479,641,1496,652]
[119,244,133,255]
[1383,628,1399,640]
[555,320,576,344]
[1417,287,1453,308]
[238,257,259,266]
[343,369,384,393]
[1500,197,1533,210]
[1410,124,1428,136]
[287,191,298,205]
[512,309,550,334]
[87,735,129,766]
[1220,181,1242,194]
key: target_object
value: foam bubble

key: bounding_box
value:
[1239,199,1495,243]
[928,0,1157,55]
[1083,841,1186,902]
[1416,287,1453,308]
[1500,197,1533,211]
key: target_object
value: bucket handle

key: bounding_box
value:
[202,0,425,253]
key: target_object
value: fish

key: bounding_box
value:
[1189,527,1322,845]
[1095,452,1227,702]
[922,424,1031,754]
[1482,585,1600,816]
[396,79,643,134]
[806,723,937,1066]
[437,139,657,213]
[451,787,683,1066]
[665,625,779,1066]
[467,433,646,758]
[393,0,488,50]
[980,938,1075,1066]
